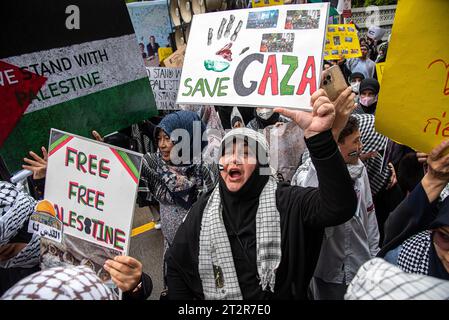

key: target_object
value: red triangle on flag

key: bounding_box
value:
[0,60,47,147]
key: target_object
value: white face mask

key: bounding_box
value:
[256,108,274,120]
[350,82,360,94]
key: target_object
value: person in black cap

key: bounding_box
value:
[354,78,380,114]
[348,72,365,95]
[378,139,449,281]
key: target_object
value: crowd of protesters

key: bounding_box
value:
[1,27,448,302]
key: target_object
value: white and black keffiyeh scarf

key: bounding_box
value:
[352,114,390,195]
[346,258,449,300]
[1,265,118,300]
[0,181,40,268]
[198,177,281,300]
[397,231,432,275]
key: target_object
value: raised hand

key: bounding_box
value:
[331,87,357,141]
[92,130,104,142]
[104,255,143,292]
[22,146,48,180]
[274,89,336,138]
[421,140,449,202]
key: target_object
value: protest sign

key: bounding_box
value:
[0,0,157,172]
[28,200,63,243]
[39,129,142,297]
[375,0,449,154]
[367,26,386,41]
[158,47,174,64]
[177,3,329,110]
[127,1,172,53]
[44,128,141,254]
[252,0,284,8]
[324,24,361,60]
[147,67,182,110]
[376,62,385,84]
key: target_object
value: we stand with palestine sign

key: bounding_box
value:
[0,0,157,171]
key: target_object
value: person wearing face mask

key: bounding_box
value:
[246,107,289,131]
[354,78,380,115]
[348,72,365,96]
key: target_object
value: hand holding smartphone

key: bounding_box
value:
[321,65,348,101]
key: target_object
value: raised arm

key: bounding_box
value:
[380,140,449,250]
[275,89,357,228]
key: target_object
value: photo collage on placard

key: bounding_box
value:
[324,24,361,60]
[203,8,321,73]
[254,9,321,54]
[40,234,122,297]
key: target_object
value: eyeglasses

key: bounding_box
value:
[433,230,449,251]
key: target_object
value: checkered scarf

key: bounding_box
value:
[0,181,40,268]
[198,177,281,300]
[345,258,449,300]
[353,114,388,153]
[352,114,390,195]
[397,231,431,275]
[1,265,118,300]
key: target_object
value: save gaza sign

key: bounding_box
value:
[44,129,142,254]
[177,3,329,110]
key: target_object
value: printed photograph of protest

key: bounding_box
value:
[260,33,295,53]
[285,9,320,30]
[347,26,355,32]
[345,37,353,43]
[351,48,360,54]
[333,35,341,45]
[338,26,345,32]
[40,234,122,297]
[246,9,279,29]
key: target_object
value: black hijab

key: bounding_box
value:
[219,165,269,232]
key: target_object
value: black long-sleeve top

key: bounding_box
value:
[166,130,357,299]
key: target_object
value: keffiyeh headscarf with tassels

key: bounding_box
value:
[0,181,40,268]
[198,128,281,300]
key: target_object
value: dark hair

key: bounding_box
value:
[103,132,136,151]
[338,116,359,143]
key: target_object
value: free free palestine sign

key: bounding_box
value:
[45,129,142,254]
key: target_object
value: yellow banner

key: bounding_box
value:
[252,0,284,8]
[375,0,449,154]
[158,47,173,64]
[324,24,361,61]
[376,62,385,84]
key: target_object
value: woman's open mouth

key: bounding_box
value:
[228,167,242,181]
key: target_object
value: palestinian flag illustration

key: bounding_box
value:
[0,0,157,171]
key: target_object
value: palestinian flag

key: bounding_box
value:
[0,0,157,171]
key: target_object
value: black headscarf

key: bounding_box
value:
[219,165,269,232]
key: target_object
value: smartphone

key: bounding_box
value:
[321,65,348,101]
